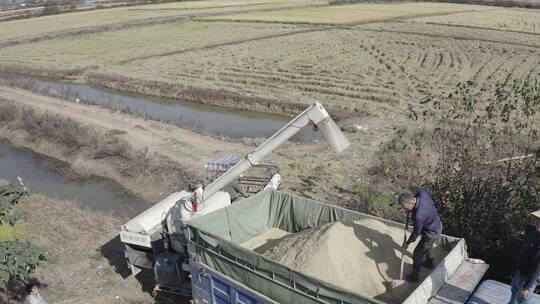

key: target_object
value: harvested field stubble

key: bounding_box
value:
[330,0,540,9]
[412,8,540,33]
[199,2,483,25]
[360,21,540,48]
[0,21,307,70]
[0,0,323,45]
[101,26,540,113]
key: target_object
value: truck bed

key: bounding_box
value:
[187,190,474,304]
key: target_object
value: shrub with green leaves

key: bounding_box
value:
[0,182,27,225]
[0,240,47,290]
[0,182,47,290]
[380,79,540,281]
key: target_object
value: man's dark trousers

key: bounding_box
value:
[412,235,437,275]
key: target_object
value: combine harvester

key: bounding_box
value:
[120,103,539,304]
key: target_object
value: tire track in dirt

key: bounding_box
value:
[503,65,519,86]
[485,59,507,82]
[472,56,495,83]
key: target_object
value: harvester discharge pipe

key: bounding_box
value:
[202,102,350,201]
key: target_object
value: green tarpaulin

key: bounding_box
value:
[187,190,461,304]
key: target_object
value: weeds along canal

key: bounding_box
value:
[0,73,317,140]
[0,140,147,218]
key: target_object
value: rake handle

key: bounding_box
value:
[400,212,410,280]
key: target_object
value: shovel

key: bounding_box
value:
[399,211,410,280]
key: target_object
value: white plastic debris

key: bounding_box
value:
[355,125,369,131]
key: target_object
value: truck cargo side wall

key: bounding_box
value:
[187,190,460,304]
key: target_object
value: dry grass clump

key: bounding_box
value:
[20,108,105,149]
[0,103,18,122]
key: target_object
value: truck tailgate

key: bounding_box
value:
[428,261,488,304]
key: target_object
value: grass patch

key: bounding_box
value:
[107,129,127,136]
[0,222,29,241]
[351,184,393,207]
[289,161,313,175]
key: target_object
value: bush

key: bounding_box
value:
[20,109,94,148]
[0,182,27,226]
[0,240,47,290]
[0,182,47,290]
[0,104,19,122]
[380,79,540,281]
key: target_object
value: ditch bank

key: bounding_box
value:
[0,72,321,139]
[0,87,249,203]
[0,69,351,123]
[0,140,147,218]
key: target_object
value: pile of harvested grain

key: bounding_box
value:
[242,219,446,303]
[241,228,290,253]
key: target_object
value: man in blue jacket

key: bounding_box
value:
[508,210,540,304]
[399,186,443,282]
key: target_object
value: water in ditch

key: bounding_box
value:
[0,73,317,140]
[0,140,148,218]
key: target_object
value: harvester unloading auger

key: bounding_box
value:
[119,102,350,295]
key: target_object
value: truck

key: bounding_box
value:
[119,102,538,303]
